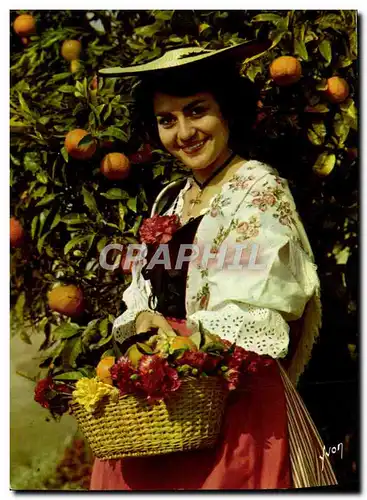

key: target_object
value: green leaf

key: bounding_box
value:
[24,152,41,173]
[61,146,69,163]
[36,171,49,184]
[53,322,80,340]
[307,121,327,146]
[101,188,129,200]
[62,213,89,224]
[100,126,127,141]
[64,234,93,255]
[97,236,109,253]
[18,92,32,115]
[99,317,109,337]
[319,40,332,65]
[58,85,76,93]
[69,337,83,367]
[127,197,137,213]
[38,208,51,235]
[82,186,99,215]
[53,371,84,380]
[294,39,308,61]
[31,215,38,239]
[51,73,71,82]
[135,21,163,38]
[340,98,358,130]
[118,202,126,231]
[15,292,26,321]
[36,194,57,207]
[50,212,61,230]
[252,13,283,24]
[333,115,350,146]
[313,152,336,177]
[78,134,94,147]
[246,63,262,82]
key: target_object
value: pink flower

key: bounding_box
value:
[211,208,219,217]
[263,193,277,206]
[139,214,181,246]
[176,351,221,373]
[137,355,181,402]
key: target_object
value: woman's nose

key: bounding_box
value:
[177,117,195,142]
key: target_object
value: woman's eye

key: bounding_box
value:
[191,107,206,117]
[158,117,174,127]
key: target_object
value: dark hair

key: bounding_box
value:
[131,58,259,158]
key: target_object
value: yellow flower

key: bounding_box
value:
[72,377,119,413]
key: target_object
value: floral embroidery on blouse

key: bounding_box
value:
[228,174,256,191]
[192,283,210,310]
[235,215,261,242]
[247,180,297,229]
[210,194,231,218]
[210,219,239,253]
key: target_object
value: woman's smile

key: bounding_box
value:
[181,138,208,156]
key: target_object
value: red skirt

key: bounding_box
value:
[90,361,292,490]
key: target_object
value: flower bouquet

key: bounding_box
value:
[34,321,275,460]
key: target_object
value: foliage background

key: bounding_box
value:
[10,10,358,489]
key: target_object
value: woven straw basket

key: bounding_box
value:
[70,377,228,460]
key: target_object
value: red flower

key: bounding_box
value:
[34,377,54,409]
[139,214,181,246]
[110,356,138,395]
[137,355,181,402]
[176,350,220,374]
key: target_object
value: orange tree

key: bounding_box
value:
[10,9,358,485]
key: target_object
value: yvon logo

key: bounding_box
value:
[319,443,343,471]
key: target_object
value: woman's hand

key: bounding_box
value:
[135,310,176,336]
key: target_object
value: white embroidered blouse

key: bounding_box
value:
[113,160,320,363]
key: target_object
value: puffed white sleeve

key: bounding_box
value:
[186,171,320,359]
[112,256,153,344]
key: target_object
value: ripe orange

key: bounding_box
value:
[170,336,197,352]
[61,40,82,61]
[10,217,25,248]
[64,129,96,160]
[325,76,350,104]
[269,56,302,86]
[100,152,131,181]
[96,356,115,385]
[47,284,85,317]
[13,14,36,37]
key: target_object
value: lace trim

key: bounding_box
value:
[186,302,289,358]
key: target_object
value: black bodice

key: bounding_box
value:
[141,215,204,319]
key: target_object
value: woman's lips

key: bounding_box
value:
[181,139,207,155]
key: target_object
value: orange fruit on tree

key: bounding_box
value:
[47,284,85,317]
[325,76,350,103]
[96,356,115,385]
[64,129,96,160]
[13,14,36,37]
[10,217,25,248]
[100,152,131,181]
[269,56,302,86]
[169,336,197,352]
[61,40,82,61]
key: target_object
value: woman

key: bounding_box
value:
[91,42,338,490]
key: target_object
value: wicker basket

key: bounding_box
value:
[70,376,228,460]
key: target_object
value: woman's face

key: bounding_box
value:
[153,91,231,171]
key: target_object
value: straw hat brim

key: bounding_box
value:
[99,39,271,77]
